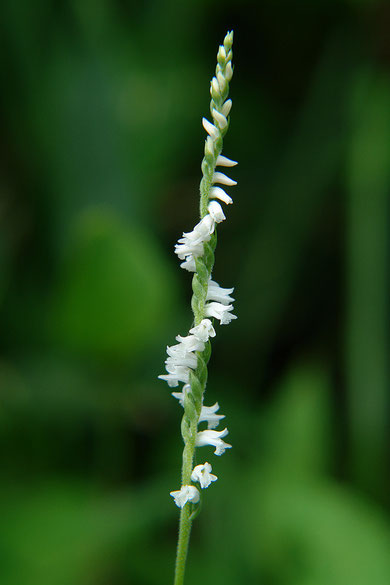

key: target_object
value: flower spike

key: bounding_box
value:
[158,31,237,584]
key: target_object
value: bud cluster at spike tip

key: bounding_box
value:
[159,31,237,509]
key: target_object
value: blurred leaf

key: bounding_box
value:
[245,477,390,585]
[346,67,390,498]
[262,364,332,478]
[49,207,177,360]
[238,30,356,360]
[0,478,174,585]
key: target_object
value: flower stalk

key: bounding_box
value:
[158,30,236,585]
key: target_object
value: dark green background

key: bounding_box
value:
[0,1,389,583]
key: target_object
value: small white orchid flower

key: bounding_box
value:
[212,171,237,186]
[158,364,190,387]
[191,462,218,488]
[175,335,205,353]
[171,384,191,406]
[202,117,219,140]
[189,319,216,342]
[208,201,226,223]
[196,428,232,455]
[170,485,200,508]
[199,402,225,429]
[212,109,228,129]
[210,186,233,205]
[180,256,197,272]
[205,301,237,324]
[221,99,232,117]
[216,154,237,167]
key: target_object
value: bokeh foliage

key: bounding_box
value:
[0,1,389,584]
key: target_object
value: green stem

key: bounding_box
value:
[173,506,192,585]
[172,32,233,585]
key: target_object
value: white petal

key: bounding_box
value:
[199,402,225,429]
[158,369,189,387]
[165,352,197,369]
[205,301,237,324]
[170,485,200,508]
[174,241,204,260]
[191,462,218,488]
[210,186,233,205]
[205,136,214,157]
[217,71,226,91]
[211,76,220,96]
[225,62,233,81]
[202,117,219,140]
[189,319,216,342]
[207,279,235,304]
[196,428,232,456]
[208,201,226,223]
[172,384,191,406]
[213,172,237,186]
[212,109,227,129]
[175,335,205,353]
[221,99,232,117]
[217,46,226,61]
[216,154,237,167]
[180,256,196,272]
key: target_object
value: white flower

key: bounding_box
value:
[165,352,197,370]
[178,214,215,246]
[191,462,218,488]
[158,363,192,387]
[217,46,226,61]
[202,117,219,140]
[175,334,205,353]
[225,61,233,81]
[208,201,226,223]
[216,154,237,167]
[205,136,214,157]
[212,109,227,129]
[216,71,226,92]
[174,241,204,260]
[189,319,216,342]
[205,301,237,325]
[180,256,197,272]
[199,402,225,429]
[170,485,200,508]
[158,371,189,387]
[207,279,235,304]
[221,99,232,117]
[211,76,220,97]
[212,171,237,187]
[171,383,191,406]
[196,428,232,456]
[175,215,215,267]
[210,186,233,205]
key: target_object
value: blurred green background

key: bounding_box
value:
[0,1,389,584]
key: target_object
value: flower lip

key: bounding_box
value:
[191,462,218,488]
[199,402,225,429]
[210,186,233,205]
[196,428,232,456]
[212,171,237,187]
[207,279,235,305]
[205,301,237,325]
[216,154,237,167]
[189,319,216,342]
[208,201,226,223]
[202,117,219,140]
[170,485,200,508]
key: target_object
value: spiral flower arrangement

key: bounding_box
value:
[158,31,237,585]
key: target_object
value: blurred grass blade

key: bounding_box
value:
[346,67,390,500]
[239,31,356,352]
